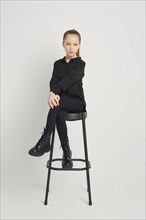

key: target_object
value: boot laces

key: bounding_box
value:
[60,141,71,159]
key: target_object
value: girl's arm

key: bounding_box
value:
[49,63,60,91]
[50,61,86,95]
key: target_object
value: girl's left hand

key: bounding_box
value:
[55,95,60,105]
[48,91,60,108]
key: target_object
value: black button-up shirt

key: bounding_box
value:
[49,56,86,110]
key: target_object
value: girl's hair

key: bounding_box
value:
[63,29,81,57]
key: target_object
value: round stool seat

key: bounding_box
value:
[65,111,87,121]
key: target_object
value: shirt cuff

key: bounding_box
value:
[50,87,61,95]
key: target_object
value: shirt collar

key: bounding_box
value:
[62,56,81,63]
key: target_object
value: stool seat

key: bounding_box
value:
[65,111,87,121]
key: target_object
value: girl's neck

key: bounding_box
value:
[65,55,78,62]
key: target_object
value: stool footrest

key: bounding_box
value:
[46,158,91,171]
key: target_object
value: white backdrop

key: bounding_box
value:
[1,1,145,219]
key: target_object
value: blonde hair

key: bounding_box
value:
[63,29,81,57]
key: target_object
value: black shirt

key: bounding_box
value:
[49,56,86,111]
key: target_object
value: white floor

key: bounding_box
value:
[1,142,145,220]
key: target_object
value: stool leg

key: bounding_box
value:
[82,118,92,206]
[44,126,55,205]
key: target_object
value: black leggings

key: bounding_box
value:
[45,95,84,141]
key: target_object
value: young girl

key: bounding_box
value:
[28,29,87,169]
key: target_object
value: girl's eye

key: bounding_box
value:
[66,43,78,46]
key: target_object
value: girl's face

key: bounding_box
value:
[62,34,80,58]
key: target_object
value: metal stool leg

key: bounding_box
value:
[82,118,92,205]
[44,126,55,205]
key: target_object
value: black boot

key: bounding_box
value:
[28,128,52,157]
[60,140,73,169]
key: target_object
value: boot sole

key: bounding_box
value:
[28,148,50,157]
[62,161,73,169]
[62,166,73,169]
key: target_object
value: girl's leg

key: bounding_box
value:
[45,95,84,133]
[45,95,84,168]
[56,109,68,141]
[28,95,84,158]
[55,109,72,169]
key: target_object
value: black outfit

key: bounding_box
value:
[50,56,86,108]
[45,56,86,141]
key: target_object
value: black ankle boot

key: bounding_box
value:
[28,128,52,157]
[60,140,73,169]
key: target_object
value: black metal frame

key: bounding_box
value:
[44,112,92,205]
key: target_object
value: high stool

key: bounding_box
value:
[44,111,92,205]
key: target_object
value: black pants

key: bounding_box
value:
[45,94,85,141]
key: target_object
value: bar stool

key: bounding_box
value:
[44,111,92,205]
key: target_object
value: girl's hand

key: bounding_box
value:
[48,91,60,109]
